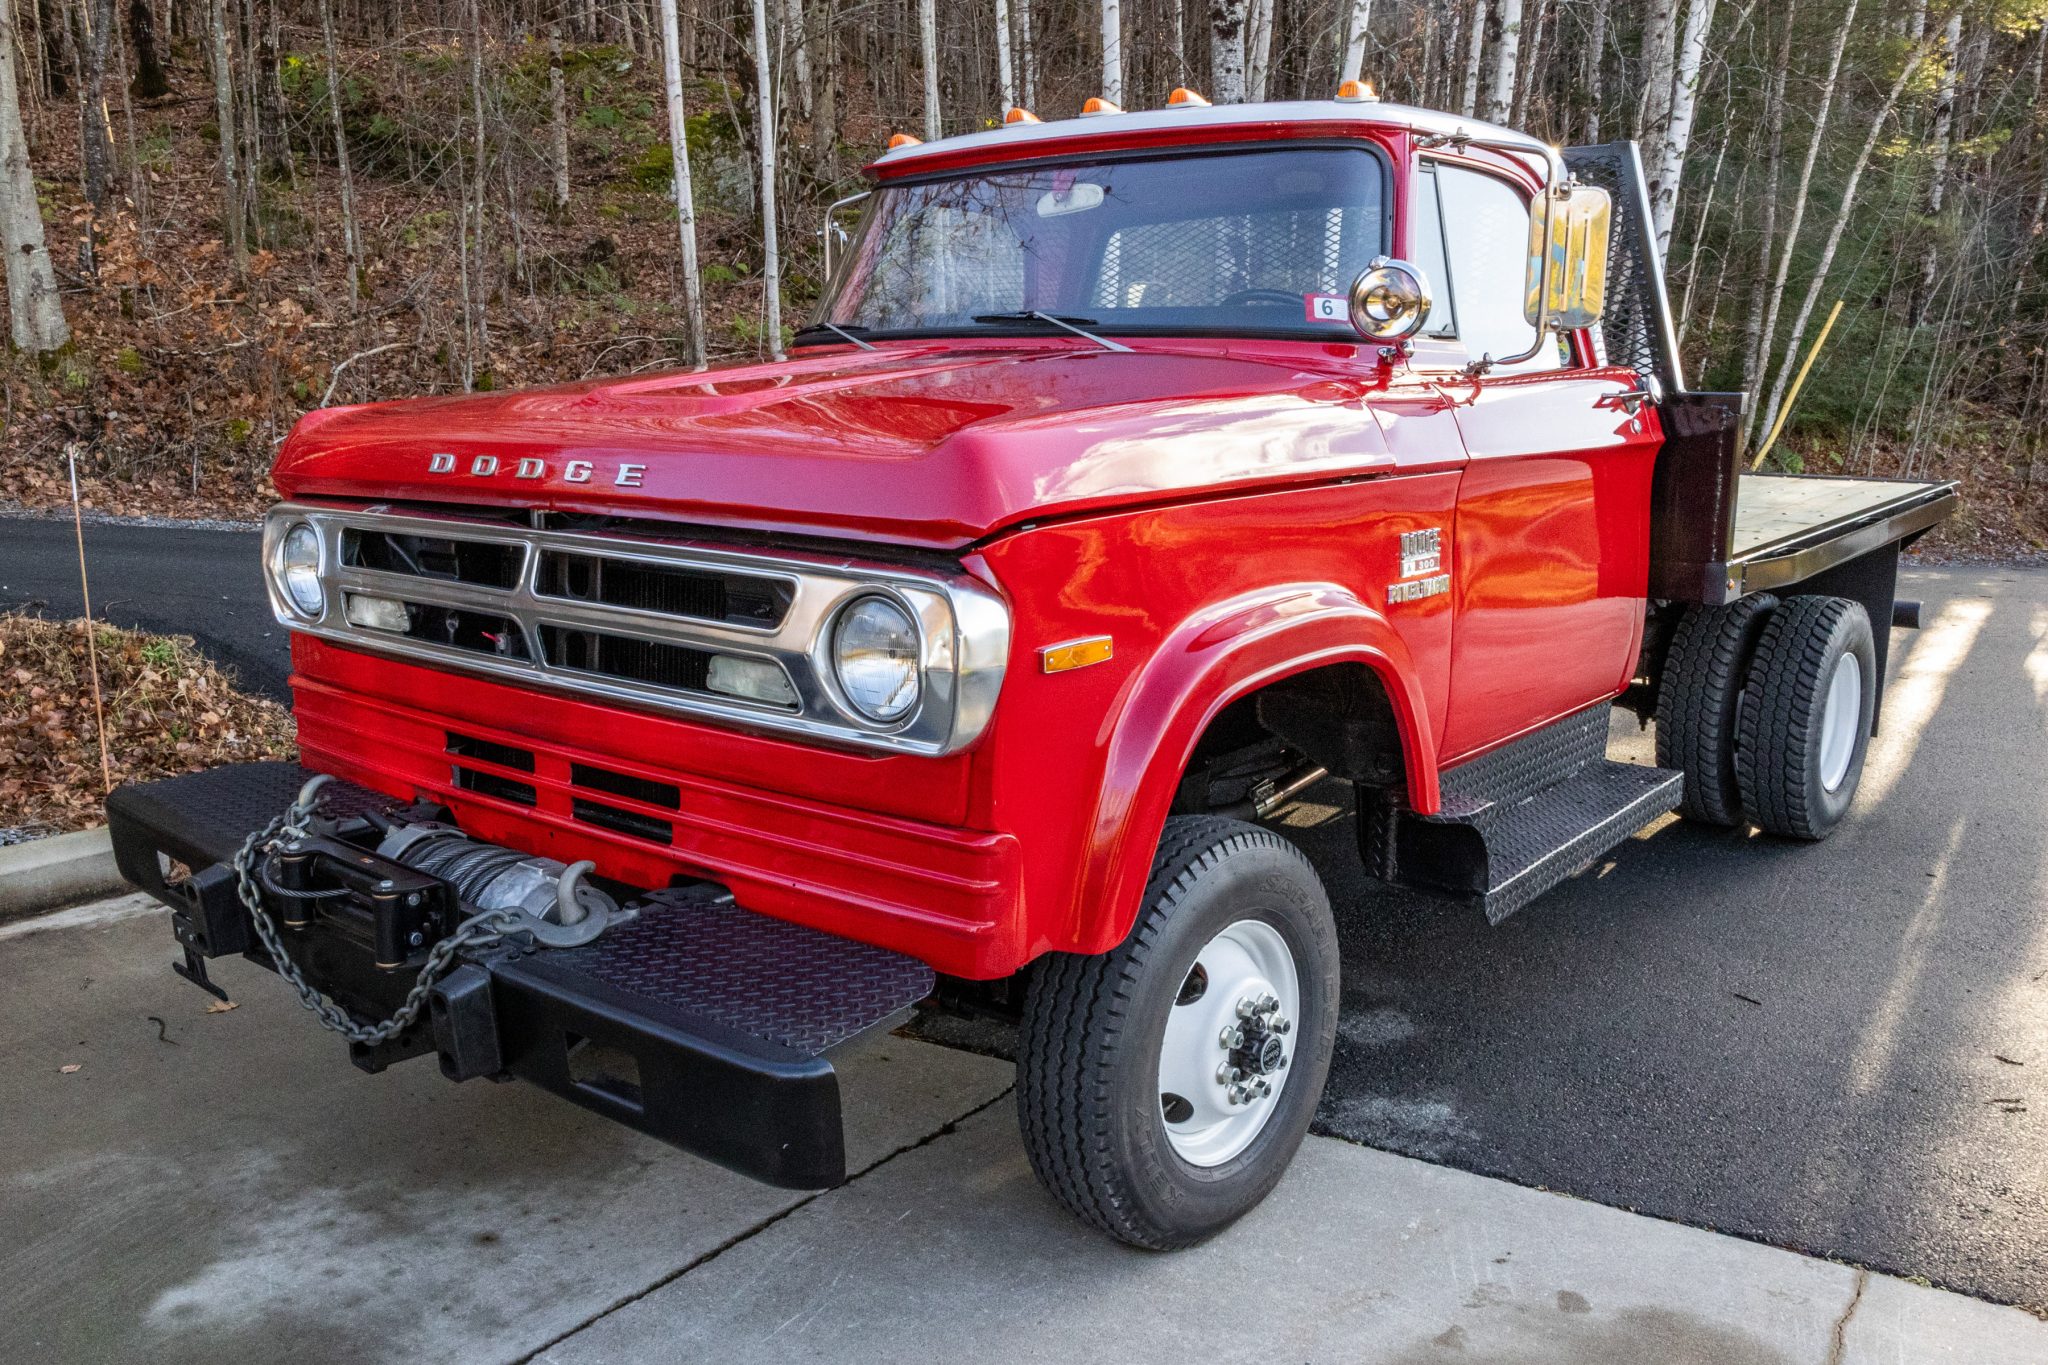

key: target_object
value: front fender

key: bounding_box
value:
[1057,583,1438,958]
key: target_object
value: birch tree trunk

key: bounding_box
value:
[1745,0,1859,447]
[1244,0,1268,100]
[1756,42,1928,453]
[1482,0,1520,124]
[656,0,705,367]
[205,0,244,272]
[1648,0,1717,252]
[1338,0,1372,85]
[1738,0,1795,418]
[1909,13,1961,326]
[548,24,570,214]
[918,0,939,138]
[995,0,1015,109]
[1210,0,1246,102]
[750,0,782,357]
[1459,0,1485,117]
[320,0,362,308]
[1102,0,1123,102]
[1015,0,1036,108]
[1636,0,1677,163]
[1581,0,1605,141]
[784,0,813,119]
[0,5,69,351]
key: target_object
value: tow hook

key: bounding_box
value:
[1215,993,1292,1105]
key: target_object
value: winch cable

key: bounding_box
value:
[229,775,555,1047]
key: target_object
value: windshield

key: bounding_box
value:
[816,146,1389,339]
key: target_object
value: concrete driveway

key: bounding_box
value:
[4,898,2045,1364]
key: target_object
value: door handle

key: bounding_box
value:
[1601,373,1665,415]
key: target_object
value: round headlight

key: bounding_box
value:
[277,522,325,617]
[832,595,921,723]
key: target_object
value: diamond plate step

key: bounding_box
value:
[1392,759,1683,923]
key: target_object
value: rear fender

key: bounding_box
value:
[1060,584,1438,957]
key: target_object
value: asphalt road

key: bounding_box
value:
[3,516,2044,1312]
[0,514,282,700]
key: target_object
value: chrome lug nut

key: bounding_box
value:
[1236,996,1260,1020]
[1220,1025,1244,1049]
[1217,1063,1244,1086]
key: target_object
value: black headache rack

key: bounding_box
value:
[1563,142,1956,608]
[105,762,935,1190]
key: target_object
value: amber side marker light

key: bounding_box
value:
[1167,87,1210,107]
[1336,80,1379,102]
[887,132,922,150]
[1041,636,1115,673]
[1005,107,1042,125]
[1081,97,1123,117]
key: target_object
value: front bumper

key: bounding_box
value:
[106,762,936,1189]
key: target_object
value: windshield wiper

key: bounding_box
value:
[791,321,878,351]
[971,311,1131,353]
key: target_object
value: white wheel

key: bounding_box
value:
[1156,919,1301,1167]
[1817,652,1862,793]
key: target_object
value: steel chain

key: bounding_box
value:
[229,779,528,1048]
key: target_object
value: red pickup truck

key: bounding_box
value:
[108,92,1954,1250]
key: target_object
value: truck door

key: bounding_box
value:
[1413,159,1661,763]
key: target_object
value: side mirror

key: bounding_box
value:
[1348,257,1434,342]
[819,190,872,278]
[1524,184,1611,331]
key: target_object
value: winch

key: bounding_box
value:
[231,774,633,1048]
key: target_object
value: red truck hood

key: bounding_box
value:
[274,340,1395,549]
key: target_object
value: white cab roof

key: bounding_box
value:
[873,99,1554,175]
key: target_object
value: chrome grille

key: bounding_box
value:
[264,502,1010,757]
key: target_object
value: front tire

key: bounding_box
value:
[1016,816,1339,1250]
[1734,595,1876,840]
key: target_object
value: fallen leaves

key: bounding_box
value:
[0,615,296,835]
[58,1063,82,1075]
[203,1000,239,1015]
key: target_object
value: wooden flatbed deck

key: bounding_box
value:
[1729,474,1957,595]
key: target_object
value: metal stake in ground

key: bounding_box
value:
[65,446,112,796]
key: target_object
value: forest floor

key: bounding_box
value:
[0,615,295,843]
[2,42,2042,562]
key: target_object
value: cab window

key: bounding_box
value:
[1414,161,1568,372]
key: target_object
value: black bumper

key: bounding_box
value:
[106,763,935,1190]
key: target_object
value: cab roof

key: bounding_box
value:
[867,98,1555,181]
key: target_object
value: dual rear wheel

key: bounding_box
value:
[1657,592,1877,840]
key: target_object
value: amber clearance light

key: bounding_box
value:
[1041,636,1114,673]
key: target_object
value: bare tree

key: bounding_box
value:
[318,0,361,308]
[919,0,940,137]
[1339,0,1374,84]
[1746,0,1860,447]
[1637,0,1678,163]
[1103,0,1123,102]
[1483,0,1522,123]
[751,0,783,356]
[1910,13,1962,325]
[1757,39,1930,451]
[656,0,706,366]
[205,0,245,272]
[995,0,1016,109]
[1210,0,1247,102]
[784,0,813,119]
[126,1,167,99]
[548,24,571,215]
[1649,0,1720,251]
[0,3,69,351]
[1459,0,1486,116]
[1245,0,1270,99]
